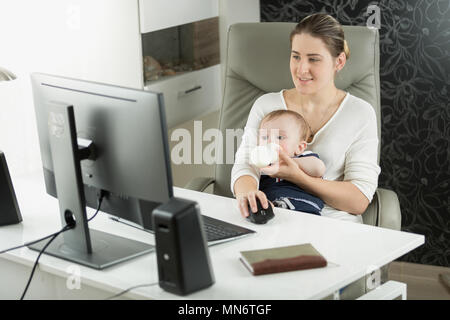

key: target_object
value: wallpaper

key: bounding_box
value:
[261,0,450,267]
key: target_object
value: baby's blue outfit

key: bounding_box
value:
[259,152,324,215]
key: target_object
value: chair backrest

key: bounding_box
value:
[214,22,380,198]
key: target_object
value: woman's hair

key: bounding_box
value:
[290,13,350,59]
[260,110,311,141]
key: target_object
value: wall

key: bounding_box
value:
[0,0,142,177]
[260,0,449,267]
[219,0,261,86]
[1,0,142,88]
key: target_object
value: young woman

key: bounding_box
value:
[231,13,381,223]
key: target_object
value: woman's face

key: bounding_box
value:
[290,33,340,95]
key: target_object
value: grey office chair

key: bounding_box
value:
[186,23,401,299]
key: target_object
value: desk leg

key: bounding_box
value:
[333,290,340,300]
[357,281,407,300]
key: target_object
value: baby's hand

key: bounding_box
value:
[259,147,300,181]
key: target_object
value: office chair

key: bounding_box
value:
[186,23,401,299]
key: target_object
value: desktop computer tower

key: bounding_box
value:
[152,197,214,295]
[0,151,22,226]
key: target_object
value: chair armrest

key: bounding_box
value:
[362,188,402,231]
[376,188,401,231]
[184,177,215,192]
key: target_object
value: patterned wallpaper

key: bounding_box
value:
[260,0,450,267]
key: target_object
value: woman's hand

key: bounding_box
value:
[260,147,304,182]
[234,175,271,218]
[236,190,271,218]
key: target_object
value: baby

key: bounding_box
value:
[254,110,326,215]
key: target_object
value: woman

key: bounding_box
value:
[231,13,381,223]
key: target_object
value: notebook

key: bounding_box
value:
[240,243,327,276]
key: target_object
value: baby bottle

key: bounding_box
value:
[250,143,279,168]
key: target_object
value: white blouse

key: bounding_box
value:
[231,90,381,223]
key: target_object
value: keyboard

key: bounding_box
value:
[109,215,255,245]
[201,215,255,243]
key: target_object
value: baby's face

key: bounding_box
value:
[259,116,306,157]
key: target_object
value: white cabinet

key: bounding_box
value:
[145,65,221,128]
[140,0,222,128]
[139,0,219,33]
[139,0,259,128]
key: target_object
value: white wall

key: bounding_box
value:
[0,0,142,176]
[219,0,260,86]
[1,0,142,88]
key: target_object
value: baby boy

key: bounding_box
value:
[256,110,325,215]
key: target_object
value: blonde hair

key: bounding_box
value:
[260,110,311,141]
[290,13,350,59]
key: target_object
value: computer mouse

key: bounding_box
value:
[247,198,274,224]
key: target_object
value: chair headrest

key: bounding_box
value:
[226,23,380,114]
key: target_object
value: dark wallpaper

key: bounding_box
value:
[260,0,450,267]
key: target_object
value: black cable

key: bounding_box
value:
[0,230,62,255]
[0,191,106,299]
[20,224,74,300]
[1,192,105,255]
[88,191,106,222]
[20,192,106,299]
[20,191,106,299]
[105,282,159,300]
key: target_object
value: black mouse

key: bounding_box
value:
[247,198,274,224]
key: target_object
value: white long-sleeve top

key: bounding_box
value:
[231,90,381,223]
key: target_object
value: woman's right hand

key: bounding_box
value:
[234,175,270,218]
[236,190,270,218]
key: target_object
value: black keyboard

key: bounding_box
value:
[201,215,255,242]
[109,215,255,244]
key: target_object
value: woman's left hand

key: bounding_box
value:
[260,147,303,182]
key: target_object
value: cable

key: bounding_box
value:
[105,282,159,300]
[20,192,106,299]
[1,192,106,299]
[20,191,106,299]
[87,190,106,222]
[20,224,74,300]
[0,230,63,255]
[1,191,105,255]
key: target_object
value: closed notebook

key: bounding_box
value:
[240,243,327,276]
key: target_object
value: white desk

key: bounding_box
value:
[0,172,424,300]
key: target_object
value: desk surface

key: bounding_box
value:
[0,172,424,300]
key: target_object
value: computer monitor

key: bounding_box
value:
[29,73,173,269]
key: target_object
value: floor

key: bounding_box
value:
[388,261,450,300]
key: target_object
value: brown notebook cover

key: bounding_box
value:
[240,243,327,276]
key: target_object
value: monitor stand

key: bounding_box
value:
[28,103,154,269]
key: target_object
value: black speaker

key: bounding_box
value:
[0,151,22,226]
[152,197,214,295]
